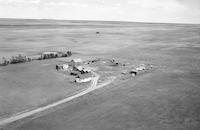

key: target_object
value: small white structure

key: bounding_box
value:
[136,65,146,71]
[76,66,84,71]
[71,58,83,63]
[75,73,93,83]
[75,77,92,83]
[63,64,69,71]
[121,71,127,74]
[42,52,58,55]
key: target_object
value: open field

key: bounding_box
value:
[0,19,200,130]
[0,58,90,119]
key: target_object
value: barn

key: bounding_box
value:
[75,73,93,83]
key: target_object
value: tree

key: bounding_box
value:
[67,51,72,56]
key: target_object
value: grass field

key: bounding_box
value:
[0,19,200,130]
[0,58,90,119]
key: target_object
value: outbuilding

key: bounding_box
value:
[71,58,83,66]
[136,65,146,71]
[129,69,137,76]
[71,58,83,63]
[63,64,69,71]
[75,73,92,83]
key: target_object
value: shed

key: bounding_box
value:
[71,58,83,63]
[75,73,92,83]
[42,52,58,55]
[73,65,91,74]
[136,66,146,71]
[83,68,91,73]
[129,69,137,76]
[63,64,69,71]
[76,66,84,71]
[72,65,82,71]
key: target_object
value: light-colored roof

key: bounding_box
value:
[72,58,83,63]
[76,77,92,83]
[63,64,69,70]
[136,66,146,71]
[77,66,84,71]
[63,64,69,67]
[83,68,91,72]
[42,52,58,55]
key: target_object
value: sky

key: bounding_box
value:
[0,0,199,24]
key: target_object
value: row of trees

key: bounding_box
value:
[10,54,31,64]
[0,51,72,66]
[62,51,72,57]
[0,54,31,66]
[39,51,72,60]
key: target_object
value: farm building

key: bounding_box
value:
[129,69,137,76]
[76,66,84,71]
[56,65,63,71]
[136,65,146,71]
[70,70,79,76]
[42,52,58,55]
[109,59,120,66]
[63,64,69,71]
[71,58,83,65]
[73,65,91,74]
[29,55,41,60]
[83,68,91,73]
[75,73,93,83]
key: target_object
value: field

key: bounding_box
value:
[0,19,200,130]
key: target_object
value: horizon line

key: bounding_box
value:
[0,17,199,25]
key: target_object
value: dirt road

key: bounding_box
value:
[0,73,115,127]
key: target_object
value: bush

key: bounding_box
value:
[27,57,32,62]
[61,51,72,57]
[67,51,72,56]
